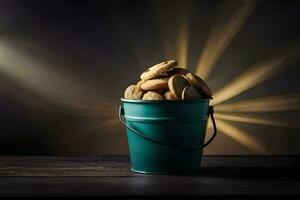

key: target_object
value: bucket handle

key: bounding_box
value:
[119,105,217,151]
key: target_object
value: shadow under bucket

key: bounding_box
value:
[119,98,217,174]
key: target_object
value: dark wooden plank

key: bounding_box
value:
[0,156,132,177]
[0,156,299,177]
[0,156,299,196]
[0,176,299,196]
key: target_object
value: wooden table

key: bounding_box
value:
[0,156,299,198]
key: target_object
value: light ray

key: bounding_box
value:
[0,40,91,106]
[151,2,176,59]
[211,52,291,106]
[196,0,256,79]
[215,93,300,113]
[215,113,300,129]
[66,98,117,117]
[216,119,270,154]
[152,1,191,63]
[0,39,116,118]
[177,11,189,68]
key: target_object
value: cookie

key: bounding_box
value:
[141,77,169,91]
[142,91,165,100]
[185,73,212,98]
[136,80,146,88]
[168,74,191,100]
[151,88,169,94]
[182,86,202,100]
[167,67,190,76]
[164,90,176,100]
[140,60,177,80]
[124,84,144,99]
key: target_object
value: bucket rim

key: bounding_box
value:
[121,98,210,104]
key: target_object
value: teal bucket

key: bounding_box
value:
[119,98,217,174]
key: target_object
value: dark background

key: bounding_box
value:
[0,0,299,155]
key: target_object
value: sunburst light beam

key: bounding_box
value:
[215,113,300,129]
[177,9,189,68]
[0,40,91,107]
[0,39,118,126]
[211,52,291,106]
[152,1,191,66]
[216,119,270,154]
[151,2,176,59]
[215,93,300,113]
[196,0,256,79]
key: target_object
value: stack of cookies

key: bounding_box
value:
[124,60,212,100]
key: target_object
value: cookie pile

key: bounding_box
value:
[124,60,212,100]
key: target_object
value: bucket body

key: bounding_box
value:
[121,99,210,174]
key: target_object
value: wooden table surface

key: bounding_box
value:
[0,156,299,197]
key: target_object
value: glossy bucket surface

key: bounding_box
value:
[121,99,210,174]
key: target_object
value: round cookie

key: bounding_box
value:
[167,67,190,76]
[168,74,191,100]
[141,77,169,91]
[185,73,213,98]
[136,80,146,88]
[164,90,176,100]
[151,87,168,94]
[140,60,177,80]
[124,84,143,99]
[142,91,165,100]
[182,86,202,100]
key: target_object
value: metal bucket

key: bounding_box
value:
[119,98,217,174]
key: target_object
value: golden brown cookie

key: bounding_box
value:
[185,73,212,98]
[142,91,165,100]
[182,86,202,100]
[136,80,146,88]
[167,67,191,76]
[141,77,169,91]
[124,84,144,99]
[151,88,168,94]
[164,90,176,100]
[140,60,177,80]
[168,75,191,100]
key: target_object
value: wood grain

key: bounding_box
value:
[0,156,299,196]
